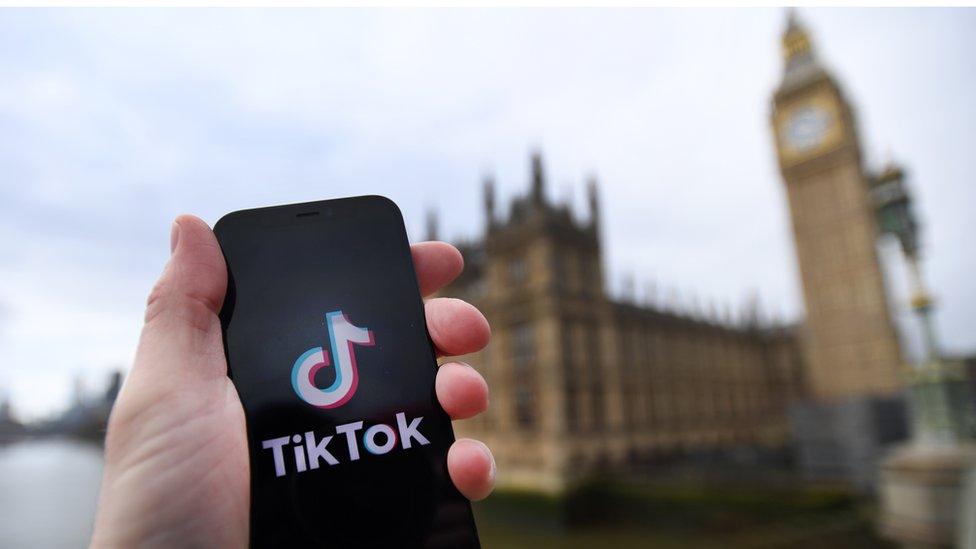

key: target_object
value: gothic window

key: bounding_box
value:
[511,322,536,429]
[563,323,580,432]
[508,256,527,286]
[515,387,535,429]
[569,252,584,293]
[467,278,486,300]
[580,259,597,296]
[591,382,605,430]
[565,385,579,432]
[553,251,567,292]
[587,325,604,429]
[511,322,535,362]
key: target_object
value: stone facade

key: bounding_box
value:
[439,154,805,492]
[438,14,911,492]
[770,14,905,400]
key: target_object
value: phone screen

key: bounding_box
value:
[214,196,479,548]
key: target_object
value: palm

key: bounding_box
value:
[137,376,250,545]
[95,290,250,546]
[92,216,493,548]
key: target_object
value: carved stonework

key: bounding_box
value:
[438,153,804,492]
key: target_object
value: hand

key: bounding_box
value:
[91,215,494,547]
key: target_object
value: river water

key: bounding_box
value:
[0,439,104,548]
[0,437,889,549]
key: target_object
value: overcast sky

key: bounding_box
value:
[1,8,974,419]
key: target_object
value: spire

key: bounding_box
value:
[425,208,439,242]
[644,279,657,308]
[483,174,496,228]
[782,9,813,65]
[530,150,545,204]
[741,291,763,328]
[778,9,825,92]
[621,273,636,303]
[587,175,600,232]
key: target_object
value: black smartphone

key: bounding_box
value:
[214,196,480,548]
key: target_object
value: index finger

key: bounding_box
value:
[411,241,464,297]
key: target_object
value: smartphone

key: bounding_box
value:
[214,196,480,548]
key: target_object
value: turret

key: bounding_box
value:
[530,151,546,205]
[777,9,828,97]
[587,175,600,233]
[483,174,496,229]
[425,208,439,242]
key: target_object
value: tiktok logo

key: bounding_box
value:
[267,309,431,478]
[291,310,375,408]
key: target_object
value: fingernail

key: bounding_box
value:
[474,439,496,482]
[170,221,181,255]
[488,448,497,482]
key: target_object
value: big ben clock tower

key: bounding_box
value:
[772,13,904,400]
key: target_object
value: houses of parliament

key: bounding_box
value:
[442,14,908,492]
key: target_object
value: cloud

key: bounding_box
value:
[0,8,974,417]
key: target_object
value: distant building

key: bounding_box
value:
[443,153,805,492]
[771,12,904,399]
[444,13,915,492]
[47,370,124,442]
[770,13,909,489]
[0,398,25,442]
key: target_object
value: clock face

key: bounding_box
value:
[785,105,831,152]
[775,90,845,167]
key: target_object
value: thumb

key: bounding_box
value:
[132,215,229,387]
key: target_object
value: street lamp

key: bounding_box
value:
[869,164,972,442]
[872,163,976,548]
